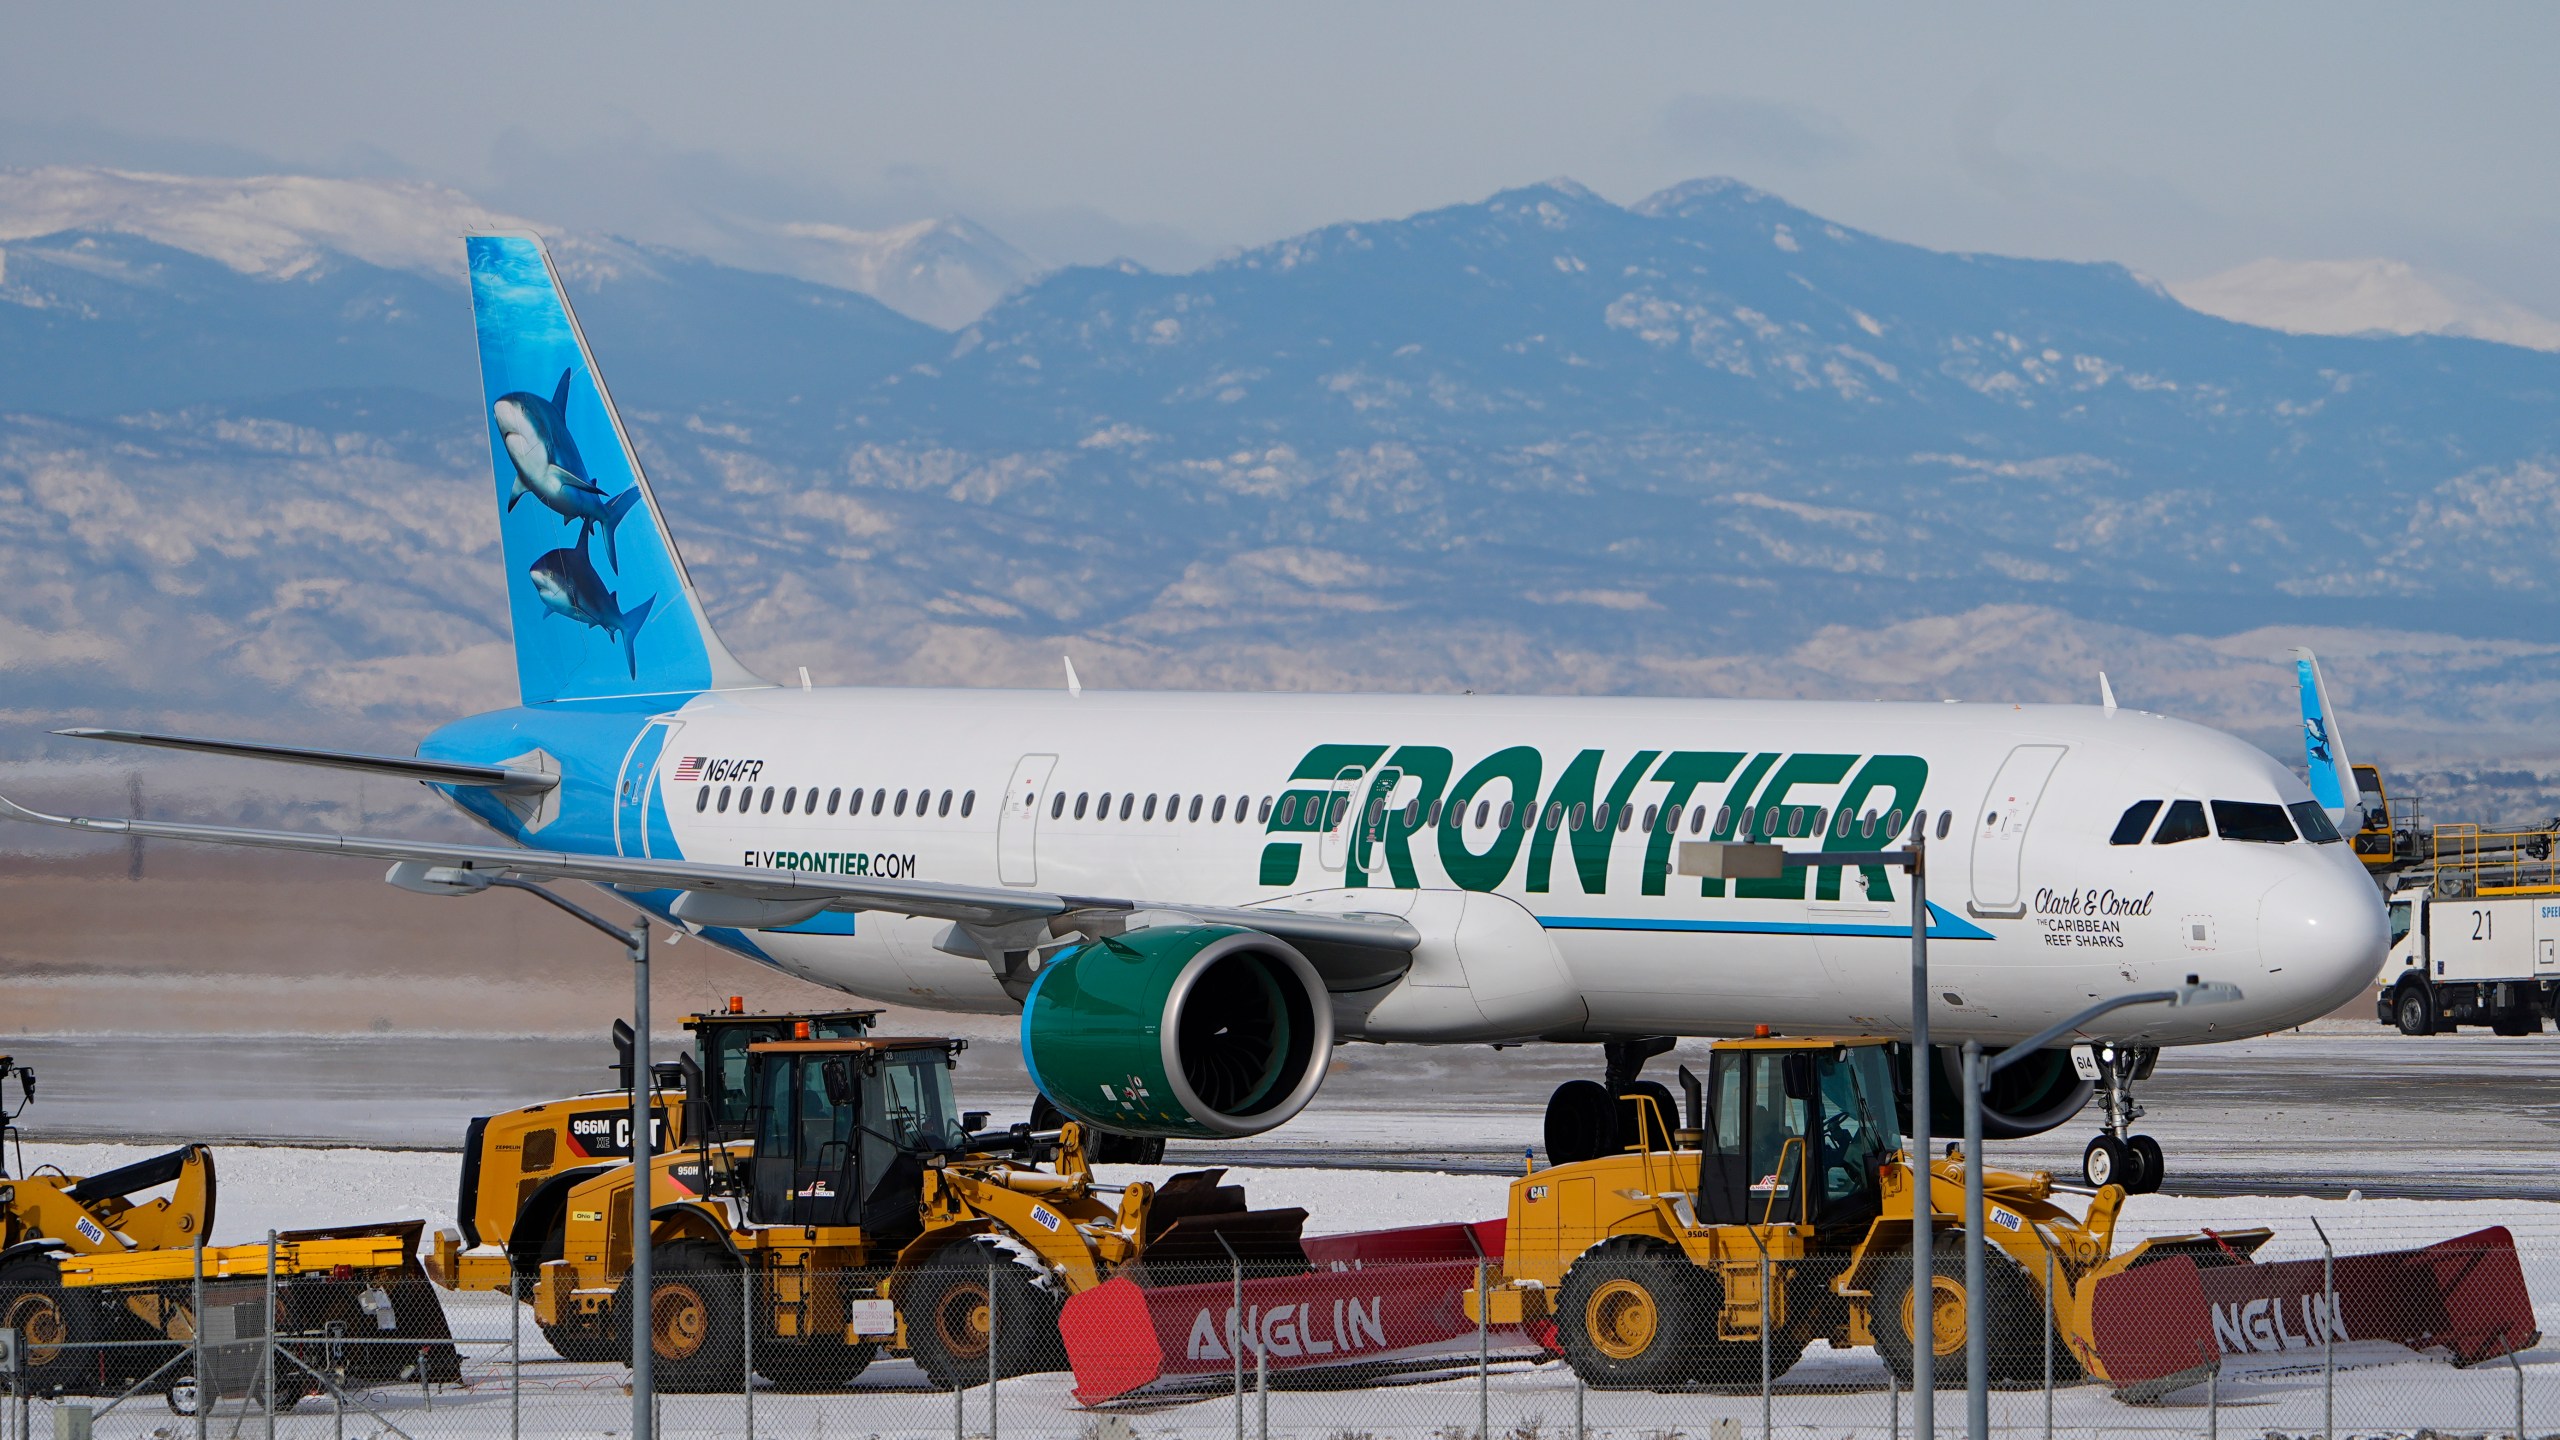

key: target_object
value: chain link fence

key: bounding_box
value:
[2,1227,2554,1440]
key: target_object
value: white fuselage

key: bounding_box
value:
[589,686,2386,1049]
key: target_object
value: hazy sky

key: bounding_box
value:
[7,4,2557,306]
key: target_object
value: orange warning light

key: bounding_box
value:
[728,995,745,1014]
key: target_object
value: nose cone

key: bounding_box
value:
[2256,856,2389,1025]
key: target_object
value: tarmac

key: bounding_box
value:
[15,1016,2550,1200]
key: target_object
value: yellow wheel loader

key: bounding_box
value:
[442,1002,880,1300]
[1469,1036,2270,1391]
[429,1036,1306,1392]
[0,1055,459,1401]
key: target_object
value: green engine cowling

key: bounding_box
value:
[1019,924,1334,1139]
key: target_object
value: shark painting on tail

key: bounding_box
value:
[493,368,644,573]
[527,545,654,678]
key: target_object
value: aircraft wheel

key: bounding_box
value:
[1544,1080,1620,1165]
[2125,1134,2165,1194]
[2081,1135,2131,1189]
[2395,988,2436,1036]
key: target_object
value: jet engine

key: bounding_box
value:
[1021,925,1333,1139]
[1894,1043,2094,1141]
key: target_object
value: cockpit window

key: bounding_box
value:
[2287,800,2343,844]
[2151,800,2208,845]
[2213,800,2297,844]
[2109,800,2163,846]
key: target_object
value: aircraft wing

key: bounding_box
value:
[0,792,1417,985]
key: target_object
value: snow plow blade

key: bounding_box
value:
[2080,1224,2537,1401]
[1061,1219,1530,1404]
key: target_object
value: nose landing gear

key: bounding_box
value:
[2079,1043,2163,1194]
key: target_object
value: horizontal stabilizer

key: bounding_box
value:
[57,729,558,794]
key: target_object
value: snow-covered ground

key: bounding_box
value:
[18,1141,2560,1438]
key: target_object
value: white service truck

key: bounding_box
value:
[2374,886,2560,1035]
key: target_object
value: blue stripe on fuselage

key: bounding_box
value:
[1535,902,1994,941]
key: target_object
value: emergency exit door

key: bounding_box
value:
[1969,744,2067,916]
[998,754,1056,886]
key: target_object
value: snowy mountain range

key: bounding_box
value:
[11,165,2560,805]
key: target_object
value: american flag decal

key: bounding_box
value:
[673,756,704,781]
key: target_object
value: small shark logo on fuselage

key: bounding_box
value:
[528,545,655,678]
[493,369,643,572]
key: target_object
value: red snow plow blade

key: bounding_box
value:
[2083,1225,2538,1401]
[1062,1219,1530,1403]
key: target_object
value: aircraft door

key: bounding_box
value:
[998,754,1057,886]
[1316,764,1367,875]
[614,718,682,858]
[1968,744,2067,916]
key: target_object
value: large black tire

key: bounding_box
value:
[609,1240,745,1393]
[1555,1236,1740,1390]
[0,1255,103,1393]
[2125,1135,2166,1195]
[1873,1250,2080,1388]
[2396,987,2437,1036]
[2493,1006,2542,1037]
[1545,1080,1621,1166]
[753,1339,877,1392]
[897,1241,1066,1390]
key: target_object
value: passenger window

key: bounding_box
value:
[1546,803,1564,832]
[2109,800,2163,846]
[2213,800,2296,844]
[1236,794,1250,823]
[1120,794,1135,821]
[872,788,887,816]
[1642,804,1658,833]
[1212,795,1227,823]
[1189,795,1203,822]
[1935,811,1950,840]
[936,790,950,817]
[760,787,776,814]
[894,790,909,817]
[827,788,842,815]
[1075,793,1090,820]
[782,788,797,815]
[1570,802,1588,831]
[2151,800,2208,844]
[2288,801,2342,844]
[961,790,976,818]
[1474,801,1490,829]
[1050,791,1064,819]
[717,785,732,813]
[1259,797,1273,824]
[1279,795,1296,826]
[1146,793,1161,822]
[1427,799,1443,827]
[696,785,710,813]
[1691,806,1707,835]
[1500,802,1516,829]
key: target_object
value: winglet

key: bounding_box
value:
[2099,671,2117,712]
[1063,656,1084,698]
[2289,646,2358,829]
[0,790,112,833]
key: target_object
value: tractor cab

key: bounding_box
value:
[684,1007,880,1141]
[745,1039,967,1238]
[1695,1037,1897,1238]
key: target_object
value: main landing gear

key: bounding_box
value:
[1545,1037,1681,1165]
[2078,1043,2164,1195]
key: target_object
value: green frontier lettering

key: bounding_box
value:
[1439,746,1540,893]
[1260,743,1388,887]
[1641,751,1744,896]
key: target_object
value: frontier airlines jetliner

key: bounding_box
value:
[4,236,2386,1191]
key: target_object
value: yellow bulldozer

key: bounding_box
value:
[428,1034,1306,1391]
[0,1054,458,1402]
[1470,1035,2269,1390]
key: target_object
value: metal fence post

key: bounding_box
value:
[1760,1247,1773,1440]
[741,1263,754,1440]
[1889,1366,1900,1440]
[985,1252,998,1440]
[1476,1255,1490,1440]
[2312,1215,2334,1440]
[263,1230,278,1440]
[1256,1332,1269,1440]
[2042,1247,2055,1440]
[510,1273,522,1440]
[192,1238,207,1440]
[1576,1370,1587,1440]
[1230,1249,1244,1440]
[2206,1352,2218,1440]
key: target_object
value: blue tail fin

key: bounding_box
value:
[2289,646,2357,830]
[466,234,763,704]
